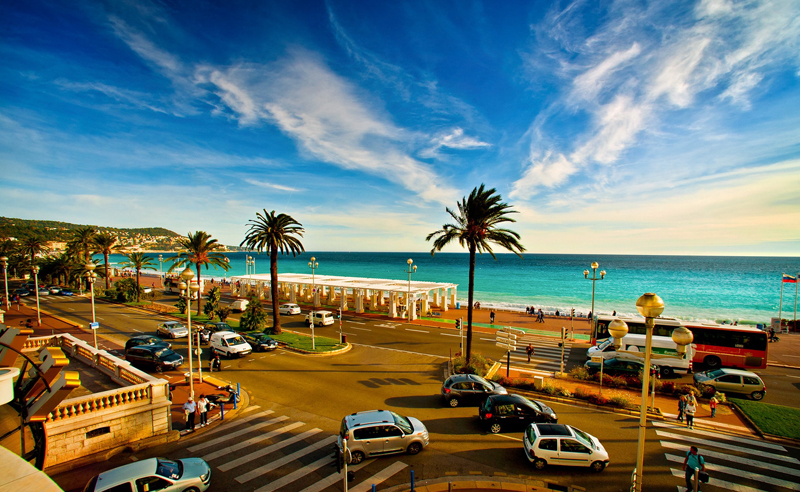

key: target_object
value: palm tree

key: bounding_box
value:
[241,210,305,334]
[166,231,230,315]
[119,252,156,303]
[68,226,97,263]
[93,232,119,290]
[17,234,47,271]
[426,184,525,362]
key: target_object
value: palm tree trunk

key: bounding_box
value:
[103,253,110,290]
[270,246,281,334]
[135,269,141,303]
[466,245,476,363]
[196,264,202,316]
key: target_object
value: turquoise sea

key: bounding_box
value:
[102,252,800,325]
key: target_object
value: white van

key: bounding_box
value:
[587,334,693,377]
[210,331,252,358]
[230,299,249,312]
[305,310,334,326]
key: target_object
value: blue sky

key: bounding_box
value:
[2,0,799,255]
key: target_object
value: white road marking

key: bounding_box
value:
[217,428,322,472]
[350,343,448,359]
[653,422,786,451]
[236,435,337,483]
[349,461,409,492]
[190,409,272,440]
[670,468,769,492]
[405,328,429,333]
[188,414,287,453]
[655,430,798,463]
[375,324,397,329]
[348,326,371,331]
[440,333,461,337]
[132,328,142,332]
[348,321,366,325]
[661,442,799,476]
[252,454,332,492]
[203,421,305,460]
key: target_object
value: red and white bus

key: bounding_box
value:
[595,316,768,370]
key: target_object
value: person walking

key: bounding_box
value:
[682,445,706,491]
[209,353,221,372]
[685,397,697,429]
[526,343,534,363]
[197,395,209,427]
[183,397,197,431]
[677,394,686,423]
[709,396,718,418]
[490,311,496,324]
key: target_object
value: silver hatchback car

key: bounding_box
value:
[337,410,429,464]
[693,368,766,400]
[83,457,211,492]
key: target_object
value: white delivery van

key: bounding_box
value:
[230,299,249,312]
[210,331,252,358]
[305,310,335,326]
[587,334,693,377]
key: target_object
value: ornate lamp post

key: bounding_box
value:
[308,257,319,307]
[85,263,98,349]
[179,267,196,398]
[583,262,606,342]
[158,254,163,287]
[405,259,417,322]
[0,256,8,311]
[33,265,41,326]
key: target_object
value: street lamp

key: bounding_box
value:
[583,262,606,342]
[158,254,163,287]
[85,263,98,349]
[0,256,8,311]
[180,267,196,399]
[308,257,318,307]
[405,259,417,322]
[33,265,41,327]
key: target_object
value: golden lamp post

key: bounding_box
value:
[405,259,417,322]
[584,262,606,342]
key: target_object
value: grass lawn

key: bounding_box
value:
[271,332,345,352]
[731,398,800,439]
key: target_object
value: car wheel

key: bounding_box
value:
[407,442,423,455]
[448,397,460,407]
[704,356,721,369]
[350,450,365,464]
[489,422,502,434]
[751,391,765,401]
[591,461,606,472]
[533,458,547,470]
[660,366,673,377]
[183,487,200,492]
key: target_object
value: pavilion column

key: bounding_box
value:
[389,293,397,318]
[371,290,378,311]
[421,293,429,317]
[410,294,417,320]
[289,283,296,303]
[379,290,385,306]
[328,285,335,303]
[449,287,457,311]
[313,286,321,307]
[340,288,348,312]
[433,290,440,307]
[265,282,272,301]
[355,289,364,314]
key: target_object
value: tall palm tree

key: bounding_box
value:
[93,232,119,290]
[68,226,97,291]
[427,184,525,362]
[166,231,230,315]
[17,234,47,271]
[241,210,305,334]
[119,252,156,303]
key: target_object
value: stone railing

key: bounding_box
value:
[45,382,153,423]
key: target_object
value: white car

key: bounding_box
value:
[230,299,249,312]
[84,457,211,492]
[279,303,301,315]
[157,321,189,339]
[523,423,609,472]
[305,310,334,326]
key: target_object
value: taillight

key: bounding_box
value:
[485,413,492,419]
[443,388,450,394]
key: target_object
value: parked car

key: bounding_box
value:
[83,457,211,492]
[584,357,660,378]
[441,374,507,407]
[48,285,62,294]
[693,368,766,400]
[37,287,50,296]
[278,303,301,315]
[60,289,74,296]
[125,335,171,354]
[125,345,183,373]
[239,332,279,351]
[305,310,334,326]
[523,423,609,472]
[479,394,558,434]
[157,321,189,339]
[209,331,252,358]
[230,299,249,312]
[337,410,429,464]
[13,288,30,297]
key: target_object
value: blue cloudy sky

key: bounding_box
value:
[2,0,799,255]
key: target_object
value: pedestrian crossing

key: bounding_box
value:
[482,334,573,375]
[183,406,411,492]
[653,420,800,491]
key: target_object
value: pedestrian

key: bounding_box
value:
[555,309,560,317]
[526,343,534,363]
[15,294,21,310]
[682,445,706,491]
[209,353,221,372]
[677,395,685,423]
[490,311,496,324]
[197,395,209,427]
[183,397,196,431]
[685,397,697,429]
[709,396,717,418]
[612,310,616,316]
[525,306,530,315]
[24,318,33,329]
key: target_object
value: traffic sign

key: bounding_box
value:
[89,322,99,330]
[591,355,604,364]
[496,342,516,350]
[499,326,525,336]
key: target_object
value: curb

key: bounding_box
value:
[381,475,585,492]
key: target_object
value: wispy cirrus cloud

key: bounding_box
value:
[244,178,302,192]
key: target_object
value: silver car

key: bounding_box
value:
[337,410,429,464]
[694,368,766,400]
[83,457,211,492]
[157,321,189,339]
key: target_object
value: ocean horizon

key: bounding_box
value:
[101,252,800,326]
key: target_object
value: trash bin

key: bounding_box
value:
[456,302,460,309]
[184,372,191,384]
[341,335,347,344]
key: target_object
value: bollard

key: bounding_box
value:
[372,485,375,492]
[235,382,240,410]
[411,469,415,492]
[220,403,224,420]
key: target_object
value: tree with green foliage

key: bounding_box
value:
[166,231,230,316]
[17,234,46,271]
[119,252,156,302]
[239,294,268,332]
[175,296,187,315]
[240,210,305,334]
[204,286,222,320]
[427,184,525,362]
[93,232,119,290]
[111,277,141,303]
[216,305,231,323]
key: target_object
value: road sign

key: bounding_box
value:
[591,356,604,364]
[500,326,525,336]
[89,322,99,330]
[496,342,516,350]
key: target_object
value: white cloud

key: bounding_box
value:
[420,127,491,158]
[510,151,575,199]
[571,95,650,164]
[244,178,302,192]
[572,43,641,101]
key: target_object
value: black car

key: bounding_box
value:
[441,374,507,407]
[124,335,172,354]
[14,288,31,297]
[240,332,279,351]
[584,357,659,378]
[204,322,233,339]
[479,394,558,434]
[125,345,183,373]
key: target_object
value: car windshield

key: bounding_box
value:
[706,369,727,378]
[229,335,246,345]
[571,427,595,449]
[526,400,542,412]
[390,411,413,434]
[156,458,183,480]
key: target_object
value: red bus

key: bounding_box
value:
[595,316,768,370]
